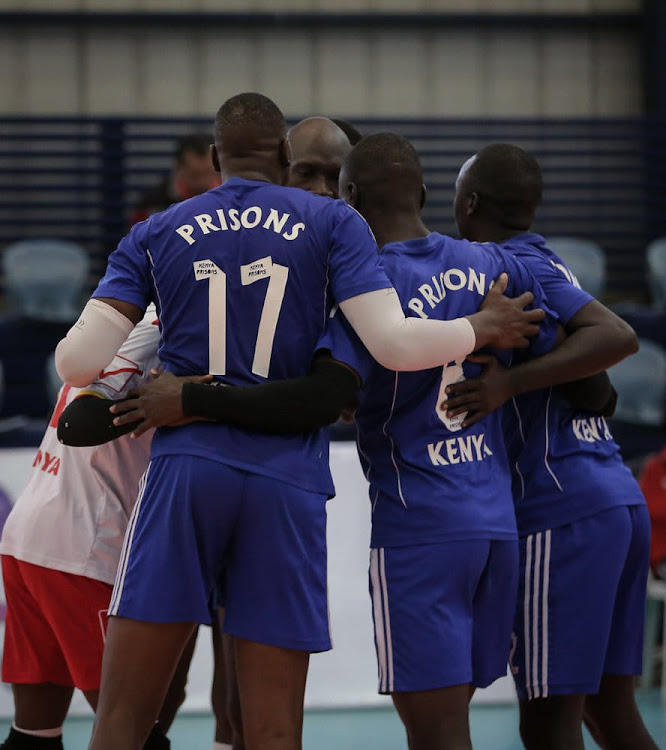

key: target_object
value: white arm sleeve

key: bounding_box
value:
[339,288,477,371]
[55,299,136,387]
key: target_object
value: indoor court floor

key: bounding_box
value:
[3,692,664,749]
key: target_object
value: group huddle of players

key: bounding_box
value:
[0,92,658,750]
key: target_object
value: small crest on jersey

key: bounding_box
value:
[241,256,273,285]
[436,361,467,432]
[193,259,219,279]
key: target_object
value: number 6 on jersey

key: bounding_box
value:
[194,256,289,378]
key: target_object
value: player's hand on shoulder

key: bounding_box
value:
[472,273,546,350]
[443,353,514,428]
[110,371,213,437]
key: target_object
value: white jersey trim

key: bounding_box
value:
[109,463,151,615]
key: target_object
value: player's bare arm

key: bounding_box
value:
[109,357,360,439]
[55,297,144,387]
[57,372,212,447]
[445,300,637,427]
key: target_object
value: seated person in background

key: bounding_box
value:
[640,446,666,578]
[131,133,219,225]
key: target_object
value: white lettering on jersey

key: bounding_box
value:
[175,207,307,246]
[408,267,488,320]
[32,449,61,476]
[549,260,582,289]
[571,416,612,443]
[427,434,493,466]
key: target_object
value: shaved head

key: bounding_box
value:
[454,143,542,241]
[214,92,286,146]
[331,118,363,146]
[287,117,351,198]
[340,132,424,215]
[212,92,289,184]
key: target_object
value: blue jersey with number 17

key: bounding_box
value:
[317,233,559,547]
[92,178,392,495]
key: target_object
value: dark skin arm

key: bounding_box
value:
[444,299,637,427]
[94,297,144,325]
[57,374,213,447]
[110,357,360,439]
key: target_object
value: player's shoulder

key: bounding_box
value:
[499,233,550,261]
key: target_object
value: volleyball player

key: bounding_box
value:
[446,144,656,750]
[0,310,173,750]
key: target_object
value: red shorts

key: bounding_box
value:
[2,556,112,691]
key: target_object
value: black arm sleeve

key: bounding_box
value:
[556,371,618,417]
[58,395,141,447]
[182,358,360,434]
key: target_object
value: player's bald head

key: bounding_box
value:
[340,132,424,215]
[287,117,351,198]
[330,118,363,146]
[455,143,542,241]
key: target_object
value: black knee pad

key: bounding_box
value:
[0,728,63,750]
[142,724,171,750]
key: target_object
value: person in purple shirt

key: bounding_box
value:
[446,144,656,750]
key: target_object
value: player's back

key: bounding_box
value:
[499,233,645,536]
[321,232,557,547]
[95,178,390,494]
[0,309,159,585]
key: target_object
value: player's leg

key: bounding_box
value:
[1,556,75,748]
[156,627,199,732]
[234,638,309,750]
[583,505,658,750]
[210,610,235,748]
[371,541,497,750]
[519,695,585,750]
[223,475,331,750]
[220,621,243,748]
[512,510,632,750]
[584,674,658,750]
[90,457,244,749]
[90,617,196,749]
[392,686,472,750]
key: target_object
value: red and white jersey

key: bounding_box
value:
[0,306,160,585]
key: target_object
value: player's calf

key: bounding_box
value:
[392,686,472,750]
[584,674,659,750]
[518,696,585,750]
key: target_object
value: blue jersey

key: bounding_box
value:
[318,233,558,547]
[500,233,645,536]
[93,178,392,495]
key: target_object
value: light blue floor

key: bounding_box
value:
[3,692,665,749]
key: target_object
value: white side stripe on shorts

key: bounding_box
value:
[370,548,394,693]
[109,462,151,615]
[523,530,552,700]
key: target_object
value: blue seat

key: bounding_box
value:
[609,339,666,427]
[546,236,606,299]
[646,237,666,308]
[2,239,89,322]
